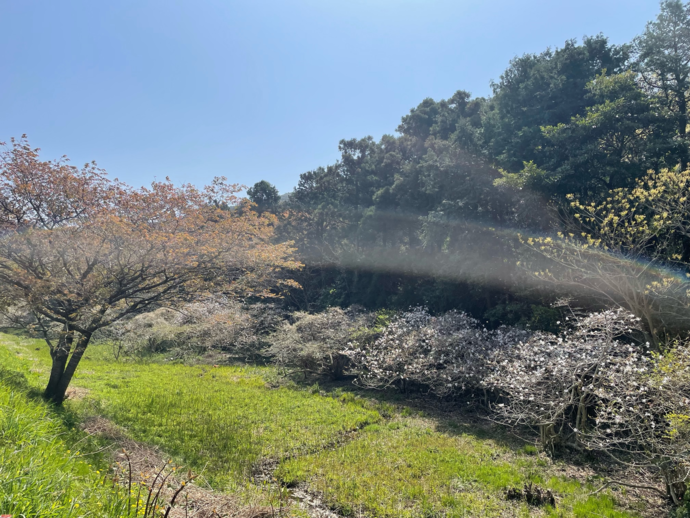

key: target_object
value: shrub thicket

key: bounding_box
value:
[97,298,284,361]
[266,306,375,380]
[345,307,527,395]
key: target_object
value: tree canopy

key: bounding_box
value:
[0,137,297,403]
[247,180,280,213]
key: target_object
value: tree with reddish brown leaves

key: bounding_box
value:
[0,137,299,403]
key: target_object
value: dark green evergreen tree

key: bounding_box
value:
[636,0,690,169]
[247,180,280,213]
[483,35,630,174]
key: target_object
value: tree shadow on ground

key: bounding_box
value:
[0,364,102,448]
[284,372,528,452]
[0,367,44,399]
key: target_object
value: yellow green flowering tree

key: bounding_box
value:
[520,169,690,348]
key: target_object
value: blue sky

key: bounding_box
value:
[2,0,660,193]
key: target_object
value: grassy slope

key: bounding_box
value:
[0,333,645,517]
[0,338,132,517]
[278,421,630,517]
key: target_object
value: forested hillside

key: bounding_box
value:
[254,0,690,334]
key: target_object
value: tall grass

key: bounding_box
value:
[0,345,132,517]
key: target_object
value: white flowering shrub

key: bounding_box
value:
[482,309,645,450]
[345,307,526,396]
[582,340,690,504]
[265,306,375,380]
[346,306,658,455]
[172,298,283,360]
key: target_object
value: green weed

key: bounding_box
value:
[520,444,539,456]
[70,359,379,488]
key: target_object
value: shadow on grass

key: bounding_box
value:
[0,365,101,448]
[0,327,31,338]
[0,367,44,399]
[283,372,527,453]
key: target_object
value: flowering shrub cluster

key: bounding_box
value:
[265,307,375,380]
[521,169,690,348]
[345,307,526,396]
[482,309,645,450]
[583,340,690,504]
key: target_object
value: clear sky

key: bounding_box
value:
[2,0,660,193]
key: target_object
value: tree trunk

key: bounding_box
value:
[676,81,688,171]
[44,329,74,397]
[44,332,92,404]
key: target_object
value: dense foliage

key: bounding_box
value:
[96,297,283,361]
[266,306,375,380]
[244,1,690,341]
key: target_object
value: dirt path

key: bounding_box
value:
[81,414,359,518]
[81,416,276,518]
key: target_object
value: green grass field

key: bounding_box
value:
[0,339,135,517]
[0,333,646,517]
[71,362,380,488]
[277,421,631,517]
